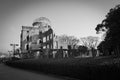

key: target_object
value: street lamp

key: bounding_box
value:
[10,44,19,57]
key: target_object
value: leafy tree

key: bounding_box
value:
[95,4,120,56]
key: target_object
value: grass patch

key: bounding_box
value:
[5,56,120,80]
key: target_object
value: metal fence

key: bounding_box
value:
[20,48,93,59]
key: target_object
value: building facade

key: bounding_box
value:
[20,27,54,52]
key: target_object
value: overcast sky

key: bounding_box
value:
[0,0,119,53]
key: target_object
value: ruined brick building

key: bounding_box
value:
[20,17,68,54]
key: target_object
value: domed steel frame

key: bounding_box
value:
[32,17,51,26]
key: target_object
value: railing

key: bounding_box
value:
[20,49,91,59]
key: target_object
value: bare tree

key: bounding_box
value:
[80,36,99,49]
[59,35,79,47]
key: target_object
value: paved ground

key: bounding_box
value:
[0,64,68,80]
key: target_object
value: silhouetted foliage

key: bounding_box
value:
[96,4,120,56]
[78,45,88,53]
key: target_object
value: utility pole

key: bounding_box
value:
[10,44,19,57]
